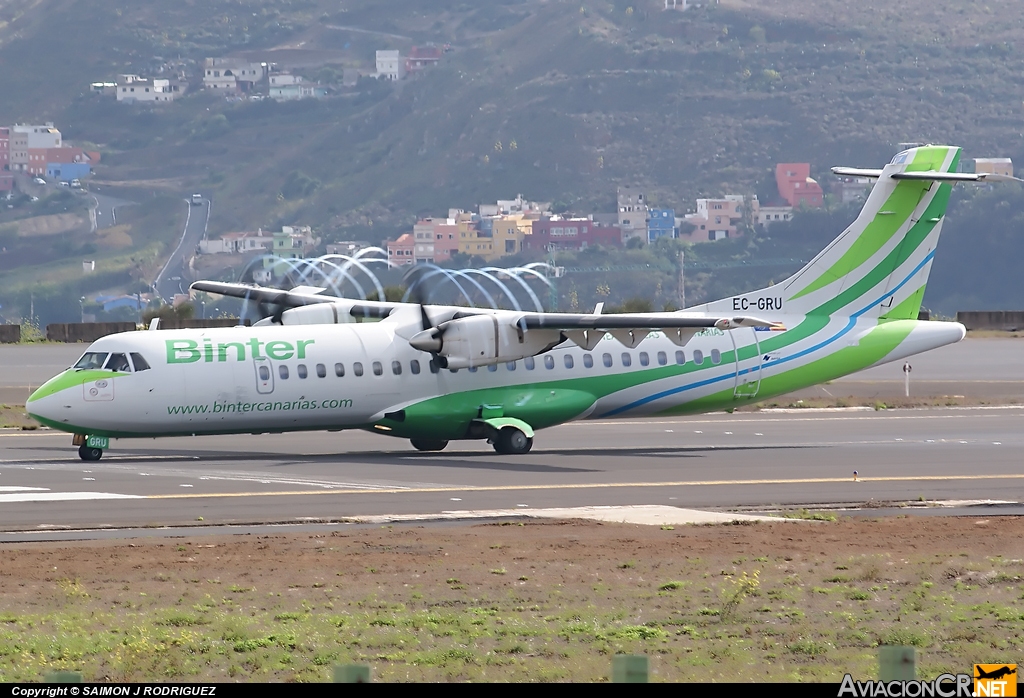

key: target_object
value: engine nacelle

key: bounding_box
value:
[410,314,562,368]
[278,304,352,325]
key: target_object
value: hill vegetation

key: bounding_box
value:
[1,0,1024,321]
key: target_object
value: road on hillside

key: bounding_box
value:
[153,195,210,302]
[89,191,134,231]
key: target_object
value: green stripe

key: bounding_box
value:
[27,370,128,403]
[790,146,956,302]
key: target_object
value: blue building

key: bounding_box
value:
[647,208,676,242]
[46,162,90,182]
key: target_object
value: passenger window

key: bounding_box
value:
[316,363,326,378]
[335,362,345,377]
[657,351,667,366]
[639,352,649,366]
[297,364,308,379]
[410,360,421,375]
[105,353,131,372]
[372,361,383,376]
[487,364,497,372]
[675,350,685,365]
[544,355,555,370]
[693,350,704,365]
[603,353,613,368]
[353,362,364,377]
[279,365,289,379]
[710,349,722,365]
[583,354,593,368]
[564,354,574,369]
[258,365,270,381]
[621,353,632,367]
[74,352,108,370]
[392,360,402,376]
[506,361,516,371]
[429,360,440,374]
[524,357,535,370]
[130,352,151,371]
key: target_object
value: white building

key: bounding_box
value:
[203,58,267,92]
[375,50,405,81]
[617,185,648,242]
[116,77,184,103]
[198,230,273,255]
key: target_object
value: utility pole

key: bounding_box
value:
[678,250,685,309]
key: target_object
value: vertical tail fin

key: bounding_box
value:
[699,145,960,319]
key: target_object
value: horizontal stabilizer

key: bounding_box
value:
[832,166,1024,184]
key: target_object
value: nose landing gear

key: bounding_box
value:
[73,434,107,461]
[78,444,103,461]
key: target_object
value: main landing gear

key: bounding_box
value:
[78,444,103,461]
[493,426,533,455]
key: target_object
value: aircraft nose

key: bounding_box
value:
[26,370,76,428]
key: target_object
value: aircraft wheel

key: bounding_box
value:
[410,438,448,452]
[78,444,103,461]
[494,427,533,455]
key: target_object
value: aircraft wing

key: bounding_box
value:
[189,280,398,319]
[424,310,785,351]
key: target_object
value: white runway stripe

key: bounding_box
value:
[0,491,143,503]
[0,486,49,492]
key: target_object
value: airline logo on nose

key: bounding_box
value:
[166,338,315,363]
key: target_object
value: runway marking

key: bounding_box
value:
[0,491,143,503]
[143,473,1024,500]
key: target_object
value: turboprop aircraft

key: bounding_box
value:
[26,145,1013,461]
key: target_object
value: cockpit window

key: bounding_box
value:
[105,353,131,372]
[130,353,151,372]
[74,352,108,370]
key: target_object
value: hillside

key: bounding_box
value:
[2,0,1024,321]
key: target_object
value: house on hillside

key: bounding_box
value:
[198,230,274,255]
[617,186,648,242]
[682,195,747,242]
[406,45,442,74]
[375,50,405,81]
[203,58,267,92]
[115,74,186,103]
[524,217,622,252]
[776,163,823,208]
[974,157,1013,177]
[647,208,676,242]
[387,233,415,266]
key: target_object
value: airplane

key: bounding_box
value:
[25,145,1016,461]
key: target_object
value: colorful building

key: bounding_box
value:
[775,163,823,208]
[524,217,622,252]
[647,208,676,242]
[387,233,416,266]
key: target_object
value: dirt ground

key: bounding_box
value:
[1,516,1023,682]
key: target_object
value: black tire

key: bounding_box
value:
[78,444,102,461]
[494,427,533,455]
[410,438,449,452]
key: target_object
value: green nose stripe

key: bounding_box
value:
[27,370,129,403]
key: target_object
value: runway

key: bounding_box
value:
[2,407,1023,534]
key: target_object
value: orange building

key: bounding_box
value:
[776,163,823,208]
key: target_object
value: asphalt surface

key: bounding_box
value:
[153,195,209,301]
[4,336,1023,537]
[90,191,135,231]
[2,407,1024,534]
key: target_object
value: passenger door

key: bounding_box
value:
[731,328,762,399]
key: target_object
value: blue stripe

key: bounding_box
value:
[598,251,935,417]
